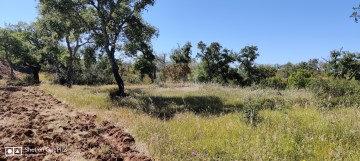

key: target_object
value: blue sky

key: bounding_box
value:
[1,0,360,64]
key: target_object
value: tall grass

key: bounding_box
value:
[40,83,360,160]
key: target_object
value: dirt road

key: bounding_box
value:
[0,86,151,161]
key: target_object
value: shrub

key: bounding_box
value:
[243,100,262,126]
[307,78,360,108]
[76,65,115,85]
[15,75,36,85]
[243,97,285,126]
[288,69,312,88]
[259,77,287,90]
[306,78,330,94]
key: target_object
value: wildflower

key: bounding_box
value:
[191,151,197,157]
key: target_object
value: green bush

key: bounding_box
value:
[307,78,360,108]
[243,100,262,126]
[259,77,287,89]
[15,75,36,85]
[288,69,312,89]
[243,97,286,126]
[75,64,115,85]
[49,57,115,85]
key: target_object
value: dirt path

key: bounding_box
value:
[0,86,151,161]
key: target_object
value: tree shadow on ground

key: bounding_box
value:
[0,86,22,92]
[110,89,243,120]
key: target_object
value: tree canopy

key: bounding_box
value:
[38,0,158,96]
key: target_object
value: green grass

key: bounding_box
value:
[40,83,360,160]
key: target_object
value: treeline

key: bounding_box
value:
[1,0,360,97]
[2,22,360,90]
[141,42,360,90]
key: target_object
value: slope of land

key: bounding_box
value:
[0,85,151,161]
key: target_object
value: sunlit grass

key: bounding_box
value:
[40,83,360,160]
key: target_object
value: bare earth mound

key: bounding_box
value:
[0,86,151,161]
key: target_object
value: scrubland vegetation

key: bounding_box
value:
[1,0,360,160]
[40,80,360,160]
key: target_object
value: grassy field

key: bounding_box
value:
[40,83,360,160]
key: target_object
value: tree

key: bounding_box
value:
[255,65,277,81]
[169,42,192,81]
[0,28,25,80]
[327,49,360,81]
[0,22,47,83]
[351,5,360,22]
[170,42,192,64]
[83,45,97,69]
[237,45,259,85]
[39,0,158,96]
[279,62,295,78]
[39,2,91,88]
[134,49,156,83]
[288,69,312,89]
[155,53,168,82]
[196,41,238,83]
[19,22,49,84]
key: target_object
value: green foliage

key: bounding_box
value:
[0,27,28,79]
[134,54,156,82]
[39,0,158,95]
[288,69,312,88]
[196,41,240,84]
[307,78,360,108]
[243,100,262,125]
[168,42,192,81]
[327,49,360,81]
[83,46,97,69]
[170,42,192,64]
[278,62,296,78]
[237,45,259,85]
[254,65,277,82]
[259,77,287,90]
[243,97,288,126]
[15,74,36,86]
[77,56,115,85]
[49,55,115,85]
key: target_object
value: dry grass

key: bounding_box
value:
[40,83,360,160]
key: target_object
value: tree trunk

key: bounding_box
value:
[65,36,74,88]
[153,68,157,81]
[66,56,73,88]
[206,60,212,81]
[9,64,15,80]
[162,54,167,82]
[107,51,126,97]
[150,74,154,83]
[33,66,41,84]
[5,51,15,80]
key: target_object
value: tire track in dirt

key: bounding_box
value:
[0,86,151,161]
